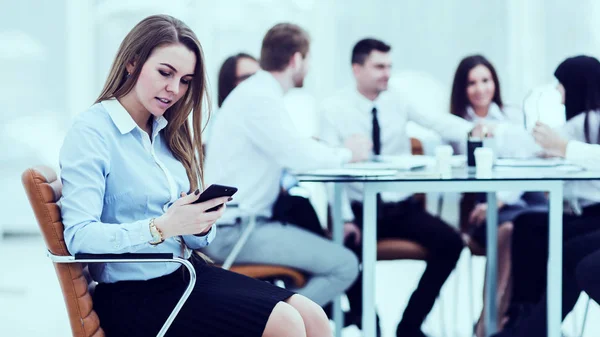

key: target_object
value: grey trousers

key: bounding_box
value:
[201,220,359,306]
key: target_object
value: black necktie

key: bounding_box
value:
[371,107,381,155]
[371,106,384,212]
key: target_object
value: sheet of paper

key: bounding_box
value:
[495,158,566,167]
[371,155,434,170]
[297,168,398,177]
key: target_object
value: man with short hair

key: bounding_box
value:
[203,24,371,308]
[320,38,478,337]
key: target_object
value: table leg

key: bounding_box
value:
[362,184,378,336]
[332,183,344,337]
[548,183,564,337]
[485,192,498,336]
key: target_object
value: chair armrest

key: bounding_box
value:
[47,251,195,337]
[75,253,174,260]
[48,252,178,264]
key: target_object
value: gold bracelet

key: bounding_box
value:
[149,218,164,245]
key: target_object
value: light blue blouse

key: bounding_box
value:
[59,99,216,283]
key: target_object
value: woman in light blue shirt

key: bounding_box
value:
[59,14,330,337]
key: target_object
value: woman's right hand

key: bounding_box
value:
[154,189,231,239]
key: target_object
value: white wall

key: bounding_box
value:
[4,0,600,233]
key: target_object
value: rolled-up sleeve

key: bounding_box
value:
[60,122,154,254]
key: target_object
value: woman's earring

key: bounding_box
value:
[126,72,131,78]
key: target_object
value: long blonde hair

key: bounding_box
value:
[96,14,209,191]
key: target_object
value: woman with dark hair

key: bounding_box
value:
[450,54,505,119]
[554,55,600,123]
[492,55,600,337]
[450,55,548,337]
[217,53,259,107]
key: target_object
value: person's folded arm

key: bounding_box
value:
[60,122,155,255]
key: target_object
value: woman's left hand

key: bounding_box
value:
[532,122,568,157]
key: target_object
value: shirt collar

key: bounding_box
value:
[102,98,168,135]
[254,70,285,97]
[466,102,505,121]
[352,85,380,113]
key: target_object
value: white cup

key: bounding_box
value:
[474,147,494,178]
[435,145,454,177]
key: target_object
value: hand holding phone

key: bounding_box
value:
[192,184,238,211]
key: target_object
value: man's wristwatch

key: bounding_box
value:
[148,218,164,245]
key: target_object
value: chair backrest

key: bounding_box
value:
[21,166,104,337]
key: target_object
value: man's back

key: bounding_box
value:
[205,70,351,221]
[205,70,286,221]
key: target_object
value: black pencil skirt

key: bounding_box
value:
[93,256,295,337]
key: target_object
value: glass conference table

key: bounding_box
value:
[296,162,600,337]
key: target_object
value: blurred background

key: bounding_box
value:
[2,1,600,336]
[4,0,600,234]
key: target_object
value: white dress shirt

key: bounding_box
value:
[319,86,473,221]
[205,70,352,223]
[497,110,600,207]
[561,111,600,206]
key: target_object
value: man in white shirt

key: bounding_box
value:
[320,38,476,337]
[203,24,372,308]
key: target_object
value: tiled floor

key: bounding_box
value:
[0,235,598,337]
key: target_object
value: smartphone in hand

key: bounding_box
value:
[192,184,238,211]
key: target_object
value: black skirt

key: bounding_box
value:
[93,256,294,337]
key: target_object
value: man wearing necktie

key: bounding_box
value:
[320,38,485,337]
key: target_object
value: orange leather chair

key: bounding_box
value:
[228,265,306,288]
[22,165,304,337]
[22,166,198,337]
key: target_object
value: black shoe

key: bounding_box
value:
[396,324,430,337]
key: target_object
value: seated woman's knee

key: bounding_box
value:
[286,295,331,336]
[263,301,306,337]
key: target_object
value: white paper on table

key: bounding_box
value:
[361,154,466,169]
[495,158,567,167]
[371,155,434,170]
[297,168,398,177]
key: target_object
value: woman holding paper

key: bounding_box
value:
[449,54,548,337]
[492,55,600,336]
